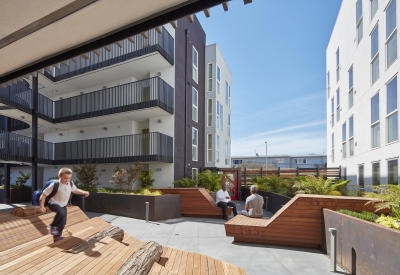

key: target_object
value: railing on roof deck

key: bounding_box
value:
[53,76,174,122]
[53,132,173,165]
[0,130,32,163]
[44,26,174,82]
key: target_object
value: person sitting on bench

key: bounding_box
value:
[216,184,238,220]
[241,185,264,218]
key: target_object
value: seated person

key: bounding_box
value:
[241,185,264,218]
[216,184,238,220]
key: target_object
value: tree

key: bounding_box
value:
[15,171,31,188]
[109,162,144,191]
[72,159,101,191]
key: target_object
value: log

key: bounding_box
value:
[11,206,44,217]
[65,226,124,253]
[116,241,163,275]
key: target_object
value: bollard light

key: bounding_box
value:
[329,228,337,272]
[145,202,149,222]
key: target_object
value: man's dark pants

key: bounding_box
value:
[48,204,67,236]
[217,201,238,219]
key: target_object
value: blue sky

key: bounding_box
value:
[197,0,342,157]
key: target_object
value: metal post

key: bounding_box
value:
[265,141,267,171]
[296,166,299,176]
[145,202,149,222]
[329,228,337,272]
[81,196,85,211]
[265,197,268,212]
[277,167,280,177]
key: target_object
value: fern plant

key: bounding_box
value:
[364,185,400,219]
[293,175,350,196]
[173,177,199,188]
[197,170,222,191]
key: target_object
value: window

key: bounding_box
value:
[331,97,335,127]
[359,165,364,187]
[295,158,306,164]
[331,133,335,162]
[274,158,284,164]
[349,66,354,109]
[349,116,354,156]
[336,48,340,82]
[207,134,212,163]
[386,0,397,68]
[356,0,363,43]
[192,47,198,83]
[327,71,330,98]
[216,100,220,129]
[192,168,198,180]
[371,93,380,148]
[228,85,231,108]
[192,87,198,122]
[388,159,399,184]
[371,0,378,20]
[207,99,213,127]
[228,114,231,137]
[372,162,380,185]
[371,24,379,83]
[216,135,220,163]
[192,127,198,161]
[336,89,340,122]
[208,63,212,91]
[387,76,398,143]
[342,122,347,159]
[216,65,221,94]
[225,141,229,165]
[225,81,229,105]
[216,102,223,131]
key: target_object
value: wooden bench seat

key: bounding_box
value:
[156,188,232,218]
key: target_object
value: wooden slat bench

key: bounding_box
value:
[225,194,389,248]
[156,188,232,218]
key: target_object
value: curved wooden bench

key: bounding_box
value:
[156,188,232,218]
[225,194,388,248]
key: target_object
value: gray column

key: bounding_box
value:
[31,76,38,192]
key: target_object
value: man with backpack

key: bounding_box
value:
[39,167,89,242]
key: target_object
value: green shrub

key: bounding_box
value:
[375,215,400,230]
[364,184,400,219]
[140,170,155,189]
[197,170,222,192]
[173,177,199,187]
[293,175,350,196]
[251,176,270,191]
[337,209,379,222]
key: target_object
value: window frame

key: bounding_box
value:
[342,122,347,159]
[192,168,198,180]
[216,135,220,163]
[192,46,198,83]
[332,133,335,163]
[207,134,213,163]
[386,0,397,68]
[356,0,363,43]
[372,162,380,185]
[216,64,221,94]
[371,0,378,20]
[192,87,198,123]
[336,89,340,122]
[192,127,198,161]
[371,92,380,148]
[207,99,213,127]
[208,63,213,92]
[228,113,231,137]
[336,48,340,82]
[371,23,380,84]
[388,158,399,184]
[358,164,365,187]
[349,116,355,156]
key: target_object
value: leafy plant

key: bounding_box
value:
[15,171,31,189]
[72,159,101,192]
[293,175,350,196]
[173,177,199,187]
[364,185,400,219]
[375,215,400,230]
[198,170,222,191]
[337,209,379,223]
[138,188,162,196]
[140,170,155,189]
[251,176,270,191]
[109,162,144,191]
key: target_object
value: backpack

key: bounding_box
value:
[32,179,73,207]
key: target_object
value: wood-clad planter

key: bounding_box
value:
[322,209,400,275]
[71,193,180,221]
[0,187,32,203]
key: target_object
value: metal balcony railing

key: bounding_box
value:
[44,27,174,82]
[0,131,32,163]
[0,116,30,132]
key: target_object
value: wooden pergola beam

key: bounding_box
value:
[204,9,210,18]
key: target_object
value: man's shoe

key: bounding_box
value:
[47,226,59,235]
[53,236,64,242]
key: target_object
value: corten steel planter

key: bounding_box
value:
[322,209,400,275]
[0,187,32,203]
[240,187,291,214]
[71,192,180,221]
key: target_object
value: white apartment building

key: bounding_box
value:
[205,44,232,168]
[327,0,399,187]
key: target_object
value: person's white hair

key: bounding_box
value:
[250,185,258,193]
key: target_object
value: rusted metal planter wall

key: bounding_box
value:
[72,193,180,221]
[240,187,291,214]
[322,209,400,275]
[0,187,31,203]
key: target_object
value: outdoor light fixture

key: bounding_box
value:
[20,116,25,119]
[101,169,106,172]
[59,133,63,136]
[59,97,63,100]
[157,72,161,76]
[157,119,162,123]
[118,125,121,129]
[80,130,84,133]
[156,168,162,171]
[80,92,84,95]
[103,127,108,130]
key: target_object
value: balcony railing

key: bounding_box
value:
[0,81,33,115]
[0,116,30,132]
[0,131,32,163]
[44,27,174,82]
[54,76,174,122]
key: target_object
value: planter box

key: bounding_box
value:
[71,192,180,221]
[240,187,291,214]
[0,188,32,203]
[323,209,400,275]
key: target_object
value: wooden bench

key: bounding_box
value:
[156,188,232,218]
[225,194,389,248]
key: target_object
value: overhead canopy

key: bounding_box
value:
[0,0,231,83]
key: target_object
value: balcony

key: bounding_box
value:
[0,131,173,165]
[44,27,174,82]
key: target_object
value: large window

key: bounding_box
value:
[331,97,335,127]
[371,24,379,84]
[228,84,231,108]
[387,76,398,143]
[356,0,363,43]
[207,99,213,127]
[225,81,229,105]
[336,89,340,122]
[192,168,198,180]
[359,165,364,187]
[192,87,198,122]
[295,158,307,164]
[371,0,378,20]
[342,122,347,159]
[349,116,354,156]
[228,114,231,137]
[192,128,198,161]
[216,100,220,129]
[371,93,380,148]
[192,46,198,83]
[216,135,220,163]
[372,162,380,185]
[216,65,221,94]
[208,63,212,91]
[386,0,397,68]
[336,48,340,82]
[327,71,330,98]
[216,102,223,131]
[349,66,354,109]
[207,134,212,162]
[331,133,335,163]
[388,159,399,184]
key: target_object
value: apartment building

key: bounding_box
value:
[205,44,232,169]
[327,0,399,187]
[0,15,206,191]
[231,154,327,169]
